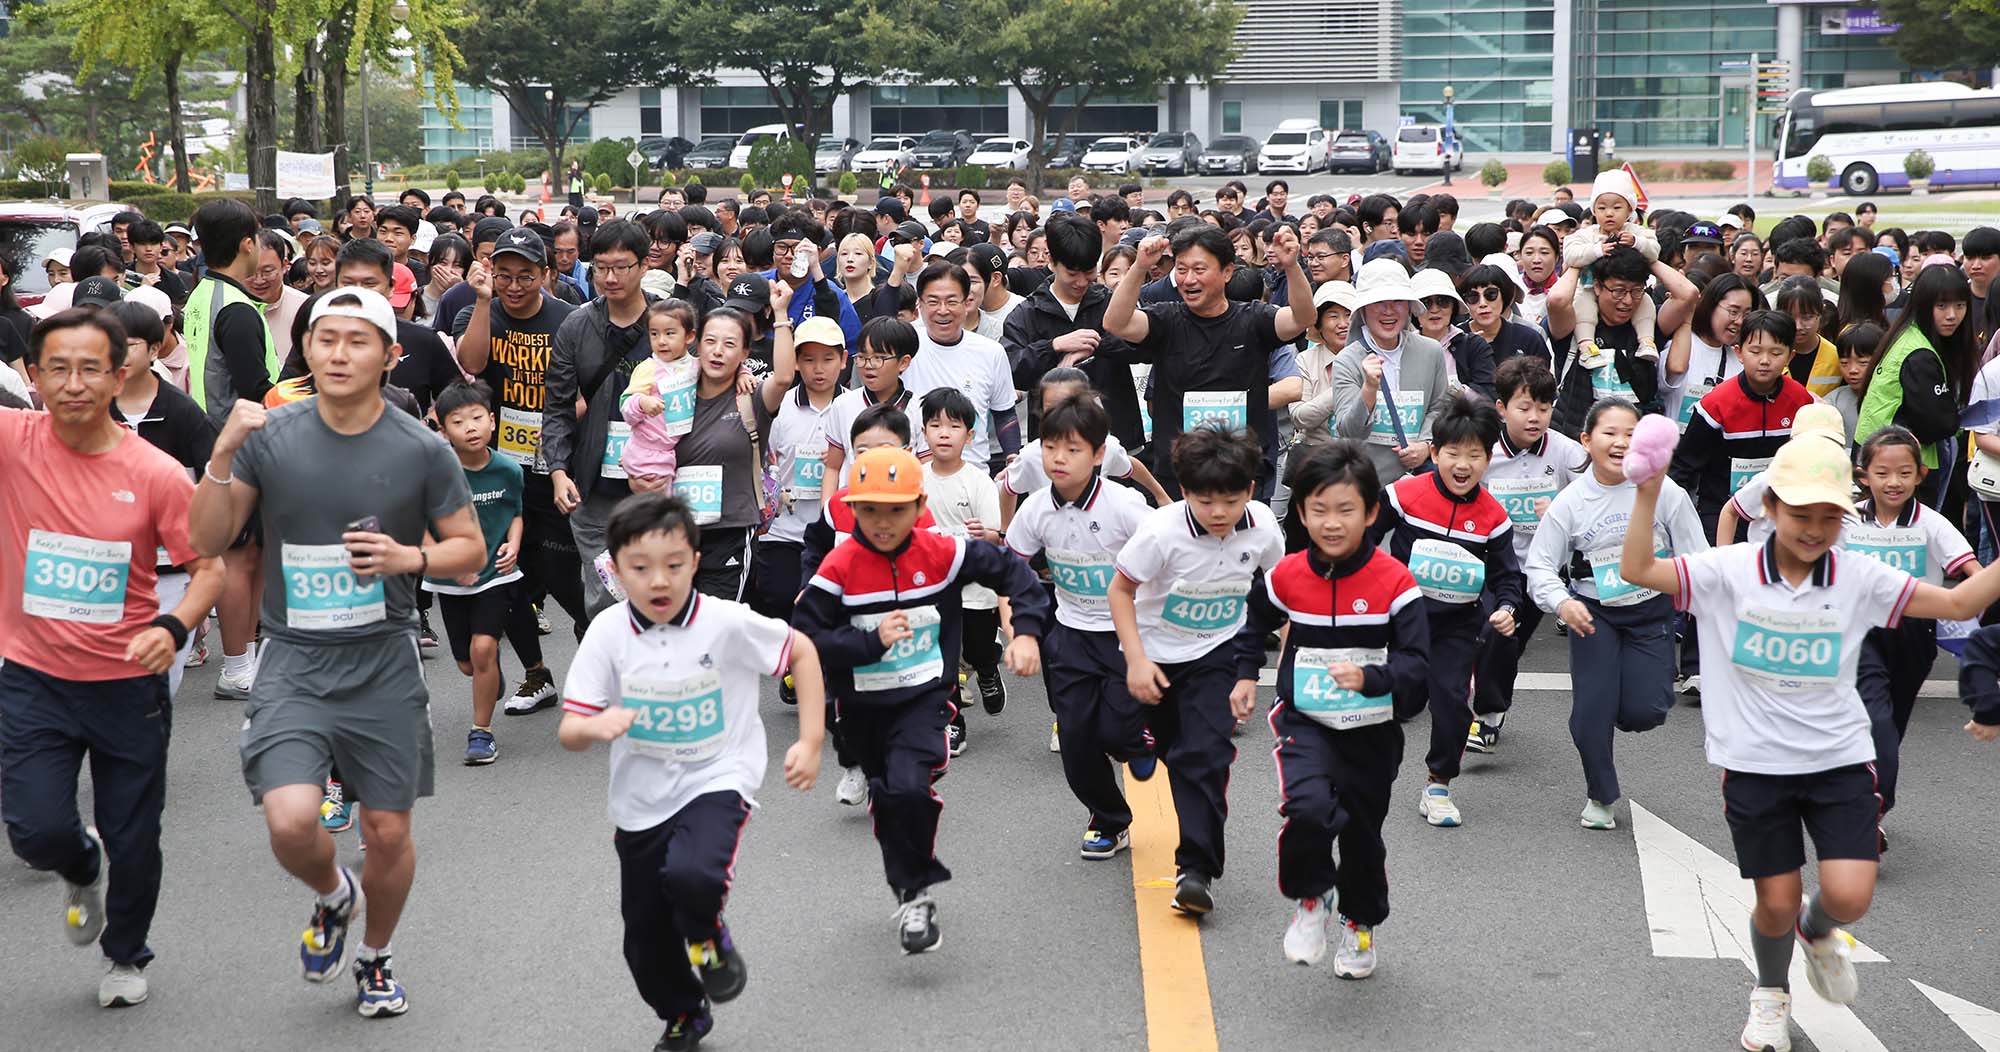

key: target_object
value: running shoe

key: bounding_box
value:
[1680,674,1703,705]
[778,674,797,706]
[533,603,552,636]
[1466,713,1503,754]
[183,640,208,669]
[504,666,558,715]
[1581,799,1618,830]
[1171,871,1214,915]
[1333,917,1376,979]
[947,712,967,757]
[895,890,941,954]
[1877,826,1888,854]
[655,1008,713,1051]
[1741,987,1792,1052]
[1419,783,1462,827]
[977,670,1005,715]
[65,827,107,946]
[834,766,869,806]
[1080,828,1130,860]
[416,609,439,652]
[687,926,748,1002]
[1127,753,1159,781]
[353,954,408,1017]
[98,961,147,1007]
[1049,721,1061,753]
[213,669,254,700]
[1797,911,1860,1005]
[301,868,360,982]
[1283,894,1334,965]
[464,728,497,766]
[320,780,354,833]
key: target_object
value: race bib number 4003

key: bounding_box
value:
[1162,578,1250,636]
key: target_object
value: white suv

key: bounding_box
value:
[1258,120,1329,174]
[1392,124,1464,175]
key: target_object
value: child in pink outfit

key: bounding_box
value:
[618,299,699,483]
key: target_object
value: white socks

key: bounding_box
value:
[222,643,256,679]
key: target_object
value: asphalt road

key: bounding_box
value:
[3,610,1995,1052]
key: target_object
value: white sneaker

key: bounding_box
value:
[1680,674,1702,697]
[1333,917,1376,979]
[1282,895,1333,965]
[835,766,869,806]
[98,961,147,1007]
[1049,721,1061,753]
[1418,784,1462,827]
[1797,916,1860,1005]
[65,827,108,946]
[1581,799,1618,830]
[1741,986,1792,1052]
[213,669,254,700]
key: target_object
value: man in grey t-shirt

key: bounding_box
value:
[189,288,485,1019]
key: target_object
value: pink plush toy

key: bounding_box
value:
[1623,413,1680,484]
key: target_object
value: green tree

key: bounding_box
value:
[342,66,427,169]
[1879,0,2000,72]
[449,0,693,190]
[662,0,900,187]
[889,0,1241,191]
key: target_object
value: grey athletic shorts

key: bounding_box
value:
[240,634,435,810]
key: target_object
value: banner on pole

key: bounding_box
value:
[275,151,337,199]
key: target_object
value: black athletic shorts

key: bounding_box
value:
[1722,763,1881,878]
[436,581,519,664]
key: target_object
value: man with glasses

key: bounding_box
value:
[245,229,309,366]
[1546,245,1698,438]
[1304,229,1352,285]
[902,261,1021,475]
[760,211,861,348]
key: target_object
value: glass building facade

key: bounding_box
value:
[1400,0,1556,153]
[1577,0,1776,148]
[421,86,495,164]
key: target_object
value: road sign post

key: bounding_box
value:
[627,148,645,205]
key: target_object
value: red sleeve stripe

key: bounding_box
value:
[1672,556,1692,613]
[1946,551,1977,576]
[563,698,606,715]
[771,631,796,678]
[1886,575,1918,628]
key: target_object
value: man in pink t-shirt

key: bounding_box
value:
[0,308,223,1010]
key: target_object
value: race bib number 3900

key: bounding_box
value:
[23,530,131,624]
[281,543,385,630]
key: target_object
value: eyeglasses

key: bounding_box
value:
[854,352,898,365]
[595,260,644,277]
[1599,284,1645,301]
[1305,252,1341,265]
[39,361,115,382]
[491,271,541,287]
[1467,286,1504,303]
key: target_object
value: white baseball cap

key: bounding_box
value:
[125,284,173,324]
[1311,280,1359,312]
[42,247,74,268]
[307,287,398,344]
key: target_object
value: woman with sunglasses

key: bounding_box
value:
[1411,268,1496,398]
[1460,263,1554,372]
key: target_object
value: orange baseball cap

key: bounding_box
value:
[842,447,924,504]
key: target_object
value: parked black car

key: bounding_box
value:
[1040,134,1090,168]
[910,130,975,169]
[638,136,696,169]
[682,136,737,170]
[1198,135,1260,175]
[1328,130,1391,173]
[1137,131,1203,176]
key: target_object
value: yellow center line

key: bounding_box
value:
[1126,762,1220,1052]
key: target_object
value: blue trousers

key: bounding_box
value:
[1566,595,1675,804]
[1858,617,1935,815]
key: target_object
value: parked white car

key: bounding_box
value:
[728,123,791,169]
[1258,120,1329,174]
[1081,136,1143,174]
[851,135,918,173]
[966,137,1031,169]
[1392,123,1464,175]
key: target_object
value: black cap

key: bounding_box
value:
[875,197,908,221]
[73,276,123,308]
[472,217,513,247]
[722,272,771,313]
[574,205,598,228]
[490,226,548,266]
[1682,221,1724,245]
[966,241,1006,279]
[892,220,928,244]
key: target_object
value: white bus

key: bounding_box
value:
[1775,82,2000,196]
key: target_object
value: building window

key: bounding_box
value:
[1401,0,1557,152]
[699,86,784,136]
[640,87,661,136]
[867,85,1008,135]
[1222,101,1243,134]
[1319,100,1363,130]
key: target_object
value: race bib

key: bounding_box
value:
[1587,545,1664,607]
[621,670,726,762]
[1162,578,1250,637]
[1408,538,1486,604]
[1731,607,1841,692]
[675,465,724,525]
[1047,547,1116,614]
[1133,365,1154,442]
[1366,390,1426,446]
[1488,475,1557,534]
[851,605,944,692]
[1675,380,1714,431]
[280,543,385,630]
[1182,390,1246,433]
[1843,524,1926,578]
[498,406,542,469]
[23,530,130,624]
[1590,363,1636,404]
[658,358,699,438]
[1729,457,1771,496]
[1292,646,1393,729]
[788,441,827,503]
[600,421,632,481]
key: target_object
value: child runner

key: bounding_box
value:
[1846,426,1976,848]
[1368,398,1522,827]
[1239,441,1429,977]
[1620,430,2000,1052]
[1524,399,1708,829]
[1563,170,1661,364]
[1822,322,1879,445]
[617,299,702,486]
[558,492,825,1052]
[1004,394,1156,860]
[422,380,526,766]
[1471,358,1586,753]
[1001,368,1170,524]
[1716,404,1849,549]
[920,387,1007,752]
[823,316,925,486]
[793,446,1047,954]
[1109,427,1285,915]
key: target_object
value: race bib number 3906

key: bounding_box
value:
[23,530,131,624]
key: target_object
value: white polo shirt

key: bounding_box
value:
[562,594,793,831]
[1840,499,1975,587]
[1007,474,1151,633]
[765,385,843,545]
[1673,540,1914,775]
[1485,428,1588,557]
[1114,500,1284,663]
[923,461,1003,610]
[1004,434,1135,496]
[826,384,927,487]
[901,326,1016,463]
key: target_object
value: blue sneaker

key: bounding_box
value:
[1081,827,1130,860]
[320,780,353,833]
[301,869,360,982]
[464,728,497,766]
[353,954,408,1017]
[1127,754,1159,781]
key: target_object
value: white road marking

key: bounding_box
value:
[1253,667,1960,697]
[1912,981,2000,1050]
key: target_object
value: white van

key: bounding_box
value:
[1392,123,1463,175]
[729,123,790,169]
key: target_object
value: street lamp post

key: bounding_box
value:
[361,0,411,200]
[1442,84,1455,186]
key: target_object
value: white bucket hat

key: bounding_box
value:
[1351,257,1421,310]
[1478,252,1532,299]
[1409,267,1463,308]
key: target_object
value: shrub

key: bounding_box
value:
[955,164,988,191]
[581,138,636,184]
[837,171,859,196]
[1623,160,1672,184]
[109,180,161,201]
[1680,160,1735,181]
[11,136,76,191]
[593,173,613,193]
[1479,158,1509,188]
[1807,155,1834,184]
[660,168,679,188]
[746,138,812,190]
[513,172,529,194]
[1542,160,1571,188]
[739,172,757,195]
[1904,149,1935,181]
[445,169,460,191]
[483,174,498,193]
